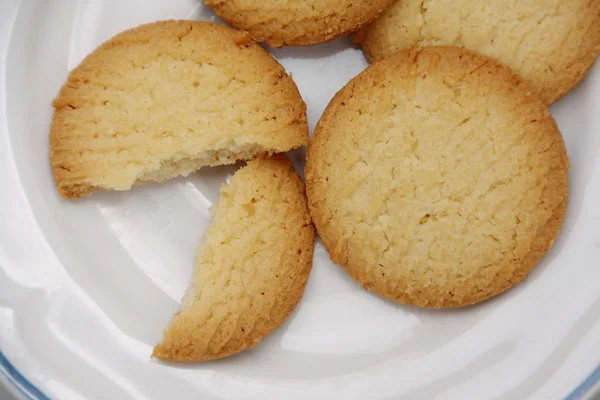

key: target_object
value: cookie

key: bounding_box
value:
[306,46,569,308]
[153,155,314,362]
[204,0,397,47]
[353,0,600,104]
[50,20,308,199]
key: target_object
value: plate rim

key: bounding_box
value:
[0,350,49,400]
[1,342,599,400]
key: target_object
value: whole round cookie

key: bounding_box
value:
[204,0,397,47]
[153,155,314,361]
[50,20,308,199]
[353,0,600,104]
[306,46,569,308]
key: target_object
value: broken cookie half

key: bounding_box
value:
[152,156,314,362]
[50,20,308,199]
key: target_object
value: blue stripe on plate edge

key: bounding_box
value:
[566,364,600,400]
[1,347,599,399]
[0,349,50,400]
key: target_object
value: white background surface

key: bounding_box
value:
[1,1,600,399]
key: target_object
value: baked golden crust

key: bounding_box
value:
[50,20,308,199]
[353,0,600,104]
[306,46,569,308]
[205,0,397,47]
[153,156,314,361]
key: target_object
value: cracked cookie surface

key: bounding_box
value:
[353,0,600,104]
[50,20,308,199]
[306,47,569,308]
[205,0,396,47]
[153,156,314,362]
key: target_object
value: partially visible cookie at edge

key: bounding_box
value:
[353,0,600,104]
[153,155,314,362]
[205,0,397,47]
[306,46,569,308]
[50,20,308,199]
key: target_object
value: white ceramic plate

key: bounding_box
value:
[1,1,600,399]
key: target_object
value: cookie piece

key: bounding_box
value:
[306,47,569,308]
[205,0,397,47]
[153,156,314,362]
[50,20,308,199]
[353,0,600,104]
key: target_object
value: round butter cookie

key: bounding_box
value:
[306,46,569,308]
[204,0,397,47]
[353,0,600,104]
[50,20,308,199]
[153,155,314,362]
